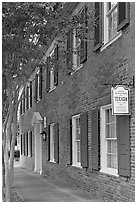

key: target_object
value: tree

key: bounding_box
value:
[2,2,65,201]
[2,2,93,201]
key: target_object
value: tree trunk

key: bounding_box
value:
[10,113,18,187]
[4,113,13,201]
[2,144,5,200]
[4,106,18,201]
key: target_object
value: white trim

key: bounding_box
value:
[28,131,31,157]
[34,122,42,174]
[101,2,122,52]
[71,64,83,75]
[28,131,32,157]
[72,27,83,71]
[72,114,81,168]
[49,86,56,93]
[50,123,55,163]
[100,104,118,177]
[100,169,119,177]
[101,31,122,52]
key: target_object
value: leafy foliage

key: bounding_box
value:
[2,2,65,119]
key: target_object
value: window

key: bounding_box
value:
[46,45,58,92]
[23,133,25,155]
[100,105,118,176]
[48,123,59,163]
[94,2,130,51]
[103,2,121,46]
[20,134,23,155]
[35,67,43,102]
[92,107,130,177]
[50,66,55,91]
[28,131,33,157]
[50,123,55,162]
[26,132,28,156]
[20,98,22,115]
[22,90,25,114]
[73,29,82,70]
[35,71,39,102]
[67,6,87,72]
[29,82,32,109]
[72,114,81,168]
[50,46,58,91]
[67,113,88,168]
[25,85,29,110]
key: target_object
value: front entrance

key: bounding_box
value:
[32,112,43,174]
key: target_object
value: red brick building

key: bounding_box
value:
[19,2,135,201]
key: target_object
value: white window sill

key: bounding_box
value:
[50,160,56,163]
[101,31,122,52]
[72,164,82,169]
[100,169,119,177]
[49,86,56,93]
[71,64,83,75]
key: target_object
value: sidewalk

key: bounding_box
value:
[14,163,103,202]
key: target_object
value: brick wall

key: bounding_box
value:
[19,2,135,201]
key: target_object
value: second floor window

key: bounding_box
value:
[94,2,130,51]
[35,67,43,102]
[67,6,87,72]
[104,2,118,44]
[46,45,58,92]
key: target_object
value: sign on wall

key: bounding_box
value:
[111,85,130,115]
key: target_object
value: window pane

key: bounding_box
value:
[108,7,118,40]
[105,110,109,123]
[111,155,117,169]
[50,68,54,89]
[113,8,118,36]
[77,141,80,151]
[76,118,80,140]
[107,154,117,169]
[107,140,117,154]
[105,107,118,171]
[76,118,80,127]
[107,140,111,153]
[112,140,117,154]
[111,123,116,138]
[50,124,55,161]
[107,154,111,168]
[77,151,81,162]
[106,124,109,138]
[111,113,116,123]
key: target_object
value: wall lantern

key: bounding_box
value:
[40,131,47,141]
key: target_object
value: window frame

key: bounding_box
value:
[72,114,82,168]
[101,2,122,51]
[49,47,57,92]
[72,29,83,71]
[28,131,32,157]
[29,81,33,109]
[50,123,56,163]
[100,104,118,176]
[35,70,40,102]
[71,7,86,72]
